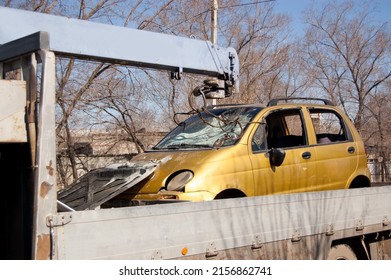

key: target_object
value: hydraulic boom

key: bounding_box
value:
[0,6,239,97]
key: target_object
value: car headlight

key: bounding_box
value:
[166,170,193,191]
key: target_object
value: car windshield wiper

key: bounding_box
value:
[165,143,213,149]
[150,145,182,150]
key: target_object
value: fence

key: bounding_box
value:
[368,160,391,183]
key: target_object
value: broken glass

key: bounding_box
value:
[153,107,261,150]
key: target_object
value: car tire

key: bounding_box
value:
[327,244,357,260]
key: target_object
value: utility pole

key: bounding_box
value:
[211,0,218,45]
[210,0,218,106]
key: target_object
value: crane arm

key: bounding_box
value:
[0,6,238,97]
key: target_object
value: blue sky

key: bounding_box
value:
[274,0,391,34]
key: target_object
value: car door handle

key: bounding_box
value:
[348,146,355,154]
[302,151,311,159]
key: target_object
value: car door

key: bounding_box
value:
[248,108,318,196]
[307,107,359,190]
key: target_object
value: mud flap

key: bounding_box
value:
[57,162,157,211]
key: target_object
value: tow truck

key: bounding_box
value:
[1,7,390,260]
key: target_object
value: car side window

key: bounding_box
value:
[309,109,351,144]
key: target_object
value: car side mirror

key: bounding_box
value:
[269,148,286,167]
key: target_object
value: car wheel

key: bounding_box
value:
[327,244,357,260]
[214,189,246,200]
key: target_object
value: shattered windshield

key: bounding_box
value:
[153,107,261,150]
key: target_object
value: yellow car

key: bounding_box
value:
[111,98,371,205]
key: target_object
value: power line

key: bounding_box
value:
[220,0,275,10]
[163,0,276,33]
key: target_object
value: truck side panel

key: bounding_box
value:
[54,186,391,259]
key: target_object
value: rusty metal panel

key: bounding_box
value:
[32,51,57,260]
[0,80,27,142]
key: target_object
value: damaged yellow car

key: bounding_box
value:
[107,98,370,206]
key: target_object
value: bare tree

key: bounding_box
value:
[139,0,296,105]
[362,79,391,182]
[302,0,391,132]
